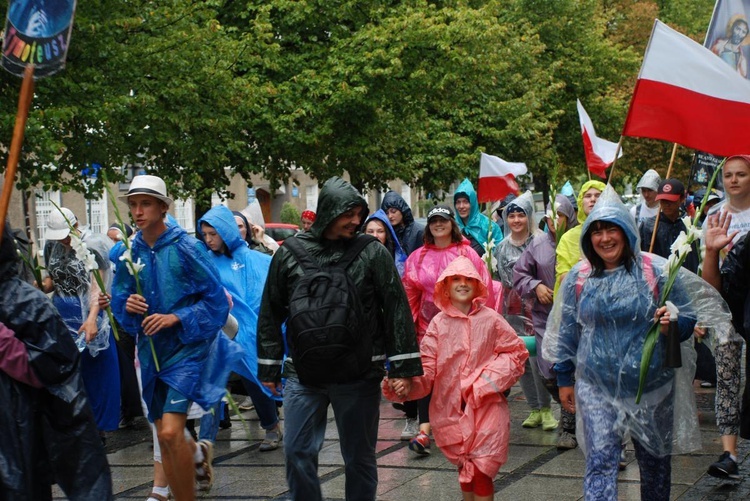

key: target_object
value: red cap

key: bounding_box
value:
[301,210,316,221]
[656,179,685,202]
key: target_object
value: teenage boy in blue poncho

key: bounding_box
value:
[198,205,283,452]
[111,175,229,500]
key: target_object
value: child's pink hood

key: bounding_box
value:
[434,255,488,312]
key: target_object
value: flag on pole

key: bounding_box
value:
[577,99,623,179]
[477,153,527,203]
[622,19,750,157]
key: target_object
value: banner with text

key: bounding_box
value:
[2,0,77,77]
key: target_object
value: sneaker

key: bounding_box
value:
[540,407,558,431]
[707,451,740,479]
[238,397,254,411]
[556,430,578,450]
[119,416,136,429]
[700,381,716,389]
[400,418,419,441]
[195,440,214,491]
[619,449,628,471]
[409,431,431,455]
[259,425,282,452]
[146,491,169,501]
[522,410,542,428]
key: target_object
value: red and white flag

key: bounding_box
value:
[622,20,750,156]
[477,153,527,203]
[577,99,622,179]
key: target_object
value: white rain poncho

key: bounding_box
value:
[44,228,114,356]
[543,185,738,457]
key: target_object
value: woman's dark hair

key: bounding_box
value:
[364,219,396,259]
[582,220,635,276]
[424,218,463,245]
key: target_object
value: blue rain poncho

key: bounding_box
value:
[111,224,231,420]
[454,178,503,248]
[544,185,737,457]
[364,209,407,277]
[197,205,278,399]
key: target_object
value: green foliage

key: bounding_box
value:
[0,0,720,201]
[279,201,300,225]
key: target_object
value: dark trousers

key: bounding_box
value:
[116,333,142,419]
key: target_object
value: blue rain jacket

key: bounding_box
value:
[197,205,278,399]
[454,178,503,247]
[364,209,407,277]
[111,224,230,420]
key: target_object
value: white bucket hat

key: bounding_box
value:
[119,175,173,207]
[46,207,77,241]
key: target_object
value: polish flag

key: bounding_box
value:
[477,153,527,203]
[577,99,622,179]
[622,20,750,156]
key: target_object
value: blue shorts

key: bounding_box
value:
[149,380,191,420]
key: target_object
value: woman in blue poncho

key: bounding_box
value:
[544,185,735,500]
[198,205,282,452]
[453,178,503,256]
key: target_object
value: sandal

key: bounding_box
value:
[146,493,169,501]
[195,440,214,491]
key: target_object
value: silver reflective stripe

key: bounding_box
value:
[257,358,284,366]
[371,354,387,362]
[480,373,501,395]
[387,352,422,362]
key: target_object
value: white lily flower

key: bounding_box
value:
[119,248,133,264]
[127,258,145,275]
[665,252,679,273]
[669,231,689,255]
[687,224,703,241]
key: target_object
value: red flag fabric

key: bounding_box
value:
[477,153,527,203]
[622,20,750,156]
[577,99,622,179]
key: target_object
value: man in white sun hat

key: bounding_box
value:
[111,175,230,499]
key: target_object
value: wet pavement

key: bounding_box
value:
[54,382,749,500]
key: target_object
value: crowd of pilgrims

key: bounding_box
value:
[2,154,750,500]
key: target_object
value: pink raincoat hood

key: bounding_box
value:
[434,256,488,312]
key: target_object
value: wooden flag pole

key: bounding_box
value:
[605,136,625,185]
[648,143,679,253]
[0,65,35,244]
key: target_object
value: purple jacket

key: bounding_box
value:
[512,231,556,379]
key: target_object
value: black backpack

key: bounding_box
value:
[283,234,377,385]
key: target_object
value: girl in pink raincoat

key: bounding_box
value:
[386,255,527,500]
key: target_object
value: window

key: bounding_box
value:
[174,198,195,234]
[84,190,109,235]
[34,189,61,245]
[211,193,227,207]
[305,184,318,211]
[401,183,412,208]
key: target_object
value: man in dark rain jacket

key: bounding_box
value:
[258,176,423,501]
[0,223,112,501]
[381,190,425,255]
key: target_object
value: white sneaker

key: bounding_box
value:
[400,418,419,441]
[238,397,254,411]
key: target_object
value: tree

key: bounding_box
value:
[0,0,718,205]
[0,0,265,205]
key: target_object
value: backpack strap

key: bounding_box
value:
[337,234,378,270]
[282,236,320,273]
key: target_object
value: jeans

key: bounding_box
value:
[283,377,381,501]
[578,379,671,500]
[241,377,280,430]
